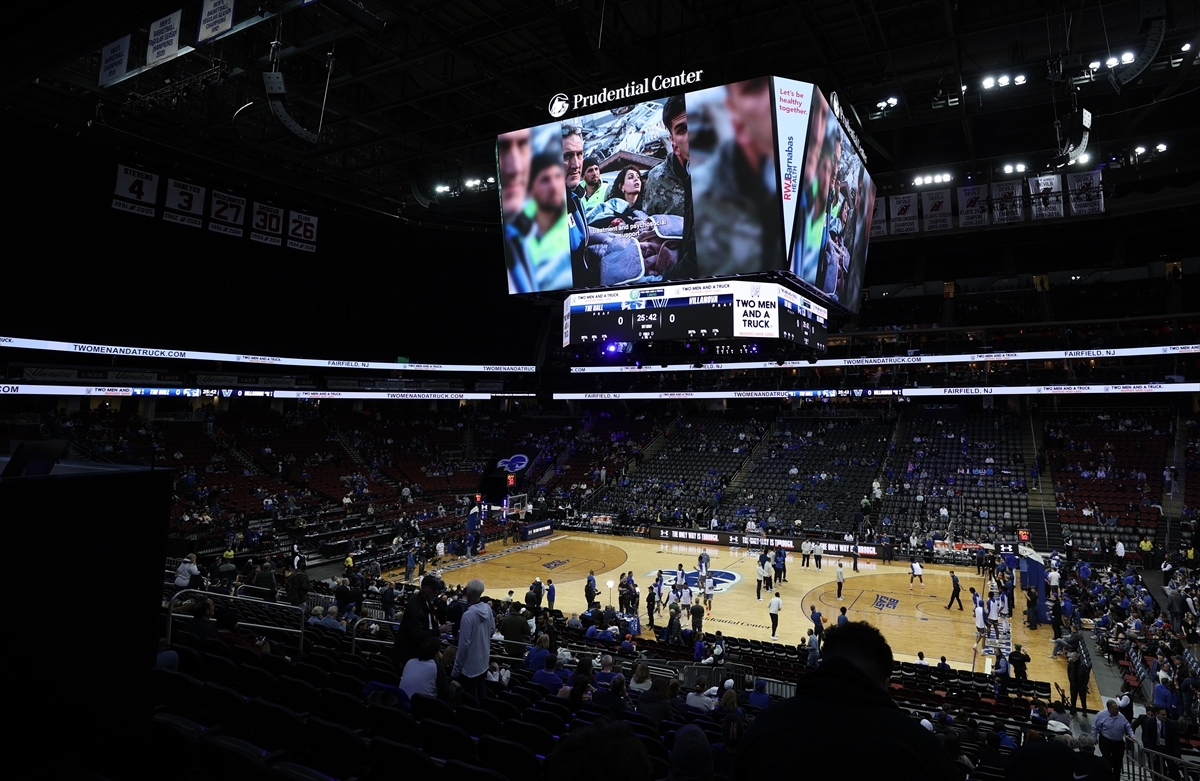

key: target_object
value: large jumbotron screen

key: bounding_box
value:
[497,76,874,314]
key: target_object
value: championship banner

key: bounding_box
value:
[888,194,918,234]
[1067,171,1104,216]
[146,10,183,67]
[250,202,284,246]
[197,0,235,43]
[870,196,887,237]
[209,191,246,237]
[1028,174,1064,220]
[957,185,988,228]
[163,178,205,227]
[98,35,131,87]
[112,164,159,217]
[990,181,1024,224]
[286,211,318,252]
[772,78,814,255]
[921,188,952,231]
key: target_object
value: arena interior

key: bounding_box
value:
[1,2,1198,780]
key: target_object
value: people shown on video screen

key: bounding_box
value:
[501,126,573,294]
[691,77,782,278]
[576,156,607,212]
[641,95,690,219]
[561,124,598,288]
[584,165,645,227]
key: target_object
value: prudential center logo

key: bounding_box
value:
[548,93,570,118]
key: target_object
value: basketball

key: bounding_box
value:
[822,617,829,624]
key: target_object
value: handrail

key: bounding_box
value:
[167,587,306,652]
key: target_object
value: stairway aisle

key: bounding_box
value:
[1023,409,1061,553]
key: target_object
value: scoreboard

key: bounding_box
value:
[564,280,828,350]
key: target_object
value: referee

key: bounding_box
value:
[1091,699,1135,780]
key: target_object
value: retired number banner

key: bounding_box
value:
[1028,174,1064,220]
[1067,171,1104,216]
[209,192,246,237]
[250,202,284,246]
[286,211,319,252]
[921,188,952,232]
[112,164,158,217]
[990,181,1024,224]
[888,194,918,234]
[163,179,205,227]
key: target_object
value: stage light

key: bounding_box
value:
[923,176,932,184]
[998,75,1010,87]
[1078,154,1089,163]
[1134,146,1146,156]
[983,77,995,89]
[887,97,898,107]
[1183,44,1192,52]
[465,179,480,187]
[1004,165,1014,173]
[1014,75,1026,85]
[912,179,920,186]
[1156,143,1167,152]
[1089,61,1101,70]
[934,175,943,183]
[943,173,952,181]
[435,185,449,192]
[486,177,495,183]
[1121,52,1134,63]
[1105,57,1119,68]
[876,100,887,110]
[961,84,967,92]
[1015,163,1026,172]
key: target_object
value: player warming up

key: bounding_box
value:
[909,559,924,591]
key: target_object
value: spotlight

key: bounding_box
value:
[1015,163,1026,172]
[923,176,932,184]
[435,185,449,193]
[961,84,967,92]
[876,100,887,110]
[1089,61,1101,71]
[934,175,943,183]
[486,177,495,183]
[1078,153,1090,163]
[1120,52,1134,64]
[1134,146,1146,156]
[912,179,920,186]
[887,97,898,107]
[943,173,952,181]
[465,179,480,187]
[983,77,995,89]
[1003,165,1014,174]
[1183,44,1192,52]
[998,75,1010,87]
[1156,143,1167,152]
[1105,57,1118,68]
[1014,75,1026,85]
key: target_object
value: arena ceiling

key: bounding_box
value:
[2,0,1197,228]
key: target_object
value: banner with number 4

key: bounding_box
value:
[287,211,318,252]
[112,165,159,217]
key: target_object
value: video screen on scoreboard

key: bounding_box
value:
[499,77,873,314]
[500,78,816,296]
[788,88,876,313]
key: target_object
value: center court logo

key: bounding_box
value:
[651,569,741,594]
[548,93,569,118]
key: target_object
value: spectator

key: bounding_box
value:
[450,579,494,702]
[629,664,652,693]
[399,636,457,701]
[636,677,674,727]
[686,676,715,712]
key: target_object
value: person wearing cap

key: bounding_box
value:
[576,155,606,212]
[1091,700,1135,780]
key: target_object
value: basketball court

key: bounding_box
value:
[383,531,1100,704]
